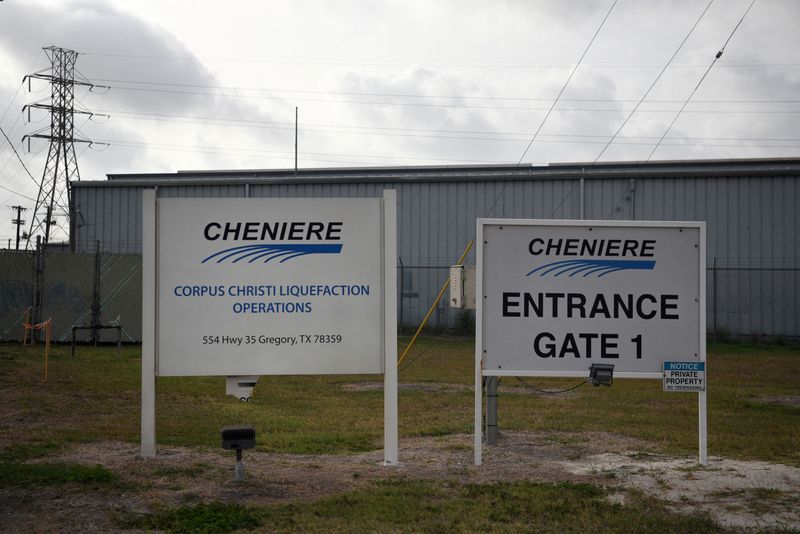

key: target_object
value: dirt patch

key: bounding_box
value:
[2,432,798,532]
[562,452,800,530]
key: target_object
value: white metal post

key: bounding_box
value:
[141,189,157,458]
[699,390,708,465]
[698,223,708,465]
[383,190,399,466]
[474,221,484,466]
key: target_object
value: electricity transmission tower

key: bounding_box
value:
[22,46,103,248]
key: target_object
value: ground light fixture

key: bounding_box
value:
[589,364,614,386]
[221,425,256,481]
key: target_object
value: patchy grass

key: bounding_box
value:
[0,441,62,462]
[0,340,798,465]
[401,338,800,465]
[119,502,262,534]
[152,463,214,478]
[710,487,800,516]
[116,480,736,533]
[0,462,118,487]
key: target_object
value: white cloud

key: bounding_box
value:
[0,0,798,241]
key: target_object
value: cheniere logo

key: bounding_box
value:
[527,259,656,278]
[526,237,656,278]
[202,221,343,264]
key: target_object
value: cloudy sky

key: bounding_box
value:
[1,0,798,243]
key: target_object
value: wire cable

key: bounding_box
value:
[0,125,39,188]
[0,182,36,202]
[515,0,619,165]
[85,77,800,105]
[398,1,620,370]
[593,0,715,163]
[482,0,619,220]
[647,0,758,160]
[98,108,800,150]
[398,330,452,372]
[0,81,24,126]
[515,376,587,394]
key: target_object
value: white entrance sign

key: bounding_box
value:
[157,197,384,376]
[663,361,706,392]
[474,219,706,466]
[142,191,398,465]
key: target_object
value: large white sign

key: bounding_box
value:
[155,197,386,376]
[478,219,704,377]
[142,191,399,465]
[474,219,707,466]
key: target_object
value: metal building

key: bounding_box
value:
[70,158,800,339]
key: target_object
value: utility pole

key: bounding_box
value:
[10,205,26,250]
[22,46,106,248]
[294,106,298,177]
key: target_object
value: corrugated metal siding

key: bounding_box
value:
[74,186,143,254]
[71,170,800,338]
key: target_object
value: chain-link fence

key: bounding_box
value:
[0,250,34,342]
[1,251,797,343]
[0,247,142,343]
[707,259,800,342]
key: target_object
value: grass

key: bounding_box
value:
[118,479,738,534]
[0,339,798,465]
[119,502,261,534]
[1,339,799,531]
[0,462,118,487]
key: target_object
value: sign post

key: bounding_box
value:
[142,191,398,464]
[475,219,706,465]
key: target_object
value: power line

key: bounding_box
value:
[85,77,800,105]
[593,0,715,163]
[96,83,800,114]
[520,0,617,165]
[0,124,39,192]
[99,111,800,149]
[648,0,758,160]
[92,108,800,145]
[99,138,522,166]
[80,49,800,69]
[0,183,35,202]
[396,0,622,371]
[0,81,25,126]
[486,0,619,220]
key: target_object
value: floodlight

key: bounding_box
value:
[221,425,256,481]
[589,364,614,386]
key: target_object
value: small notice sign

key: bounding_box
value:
[663,361,705,392]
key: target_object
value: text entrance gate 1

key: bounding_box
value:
[474,219,706,466]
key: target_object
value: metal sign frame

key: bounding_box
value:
[142,189,399,465]
[474,218,706,466]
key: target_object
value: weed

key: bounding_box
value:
[453,309,475,335]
